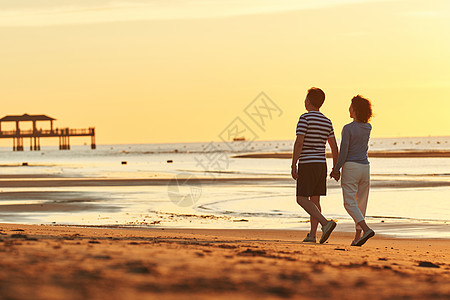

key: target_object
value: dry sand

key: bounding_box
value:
[0,224,449,300]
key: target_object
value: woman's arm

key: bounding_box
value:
[333,126,350,172]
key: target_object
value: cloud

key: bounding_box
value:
[0,0,390,27]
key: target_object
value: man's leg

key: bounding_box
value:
[309,195,321,237]
[297,196,328,227]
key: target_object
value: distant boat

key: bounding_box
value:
[233,137,246,141]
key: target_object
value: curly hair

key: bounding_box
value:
[351,95,373,123]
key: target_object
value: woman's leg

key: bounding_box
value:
[356,165,370,222]
[341,163,366,232]
[356,164,371,234]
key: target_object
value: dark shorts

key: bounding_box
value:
[296,162,327,197]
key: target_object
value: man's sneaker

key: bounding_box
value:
[302,233,316,243]
[355,229,375,246]
[350,240,360,247]
[319,220,337,244]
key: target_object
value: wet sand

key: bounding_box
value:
[0,224,449,300]
[1,173,449,234]
[1,175,448,189]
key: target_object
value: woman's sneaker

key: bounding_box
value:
[302,233,316,243]
[355,229,375,246]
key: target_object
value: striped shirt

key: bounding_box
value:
[295,111,334,164]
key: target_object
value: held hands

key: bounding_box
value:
[292,165,340,181]
[330,169,340,181]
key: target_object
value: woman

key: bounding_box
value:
[331,95,375,246]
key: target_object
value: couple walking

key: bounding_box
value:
[291,87,375,246]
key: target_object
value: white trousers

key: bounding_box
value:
[341,162,370,230]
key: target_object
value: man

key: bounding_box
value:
[291,87,339,244]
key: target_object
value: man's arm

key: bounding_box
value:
[327,136,339,181]
[291,134,304,180]
[328,136,339,169]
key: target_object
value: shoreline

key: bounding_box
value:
[36,222,450,240]
[0,224,449,299]
[1,174,449,238]
[232,150,450,159]
[1,171,449,240]
[3,222,450,240]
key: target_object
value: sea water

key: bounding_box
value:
[0,136,449,238]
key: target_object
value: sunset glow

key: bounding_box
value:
[1,0,449,145]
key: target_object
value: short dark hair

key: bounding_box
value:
[306,88,325,108]
[351,95,373,123]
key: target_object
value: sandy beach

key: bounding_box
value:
[0,223,449,300]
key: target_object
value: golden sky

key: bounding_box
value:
[0,0,449,145]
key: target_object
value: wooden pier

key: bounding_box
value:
[0,114,96,151]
